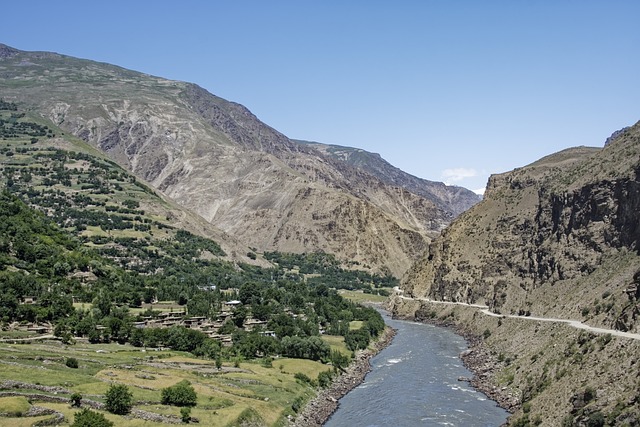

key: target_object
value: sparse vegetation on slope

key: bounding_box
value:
[0,43,479,277]
[392,122,640,425]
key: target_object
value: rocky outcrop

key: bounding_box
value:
[0,44,19,59]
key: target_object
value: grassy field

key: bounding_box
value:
[349,320,364,331]
[0,339,331,426]
[321,335,351,356]
[338,288,391,304]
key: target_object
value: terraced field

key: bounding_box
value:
[0,337,350,426]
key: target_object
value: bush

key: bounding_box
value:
[229,408,265,426]
[180,407,191,423]
[105,384,133,415]
[294,372,313,385]
[291,396,304,413]
[586,411,605,427]
[318,370,334,388]
[70,392,82,407]
[71,408,114,427]
[161,380,197,407]
[66,357,79,369]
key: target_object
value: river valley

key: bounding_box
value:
[323,312,509,426]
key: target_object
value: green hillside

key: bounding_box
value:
[0,101,389,426]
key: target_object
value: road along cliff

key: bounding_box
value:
[390,123,640,426]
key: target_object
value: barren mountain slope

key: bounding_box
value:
[0,44,462,276]
[295,139,481,216]
[397,126,640,329]
[391,123,640,425]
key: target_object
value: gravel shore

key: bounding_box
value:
[290,326,397,427]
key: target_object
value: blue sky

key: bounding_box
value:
[2,1,639,193]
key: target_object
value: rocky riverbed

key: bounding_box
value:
[458,334,521,414]
[289,326,397,427]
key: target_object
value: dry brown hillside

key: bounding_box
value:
[0,43,479,277]
[391,122,640,426]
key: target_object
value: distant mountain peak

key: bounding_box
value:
[294,139,481,217]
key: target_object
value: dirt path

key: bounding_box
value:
[394,288,640,341]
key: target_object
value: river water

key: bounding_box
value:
[324,313,509,427]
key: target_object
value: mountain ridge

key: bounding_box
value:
[0,43,477,277]
[390,122,640,425]
[295,139,481,217]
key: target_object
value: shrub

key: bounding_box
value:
[66,357,79,369]
[294,372,313,385]
[161,380,197,407]
[104,384,133,415]
[291,396,304,413]
[228,408,264,426]
[71,408,114,427]
[318,370,334,388]
[586,411,605,427]
[180,407,191,423]
[70,392,82,407]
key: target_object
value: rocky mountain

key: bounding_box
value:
[0,100,263,267]
[391,124,640,425]
[295,139,481,216]
[0,43,473,277]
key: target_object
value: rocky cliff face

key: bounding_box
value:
[399,125,640,332]
[391,124,640,425]
[0,44,464,276]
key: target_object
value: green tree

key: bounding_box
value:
[71,408,114,427]
[104,383,133,415]
[344,328,370,351]
[161,380,197,407]
[129,327,145,347]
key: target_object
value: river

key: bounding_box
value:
[324,312,509,426]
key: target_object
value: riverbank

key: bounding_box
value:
[290,326,397,427]
[457,330,521,414]
[390,300,522,414]
[395,309,520,415]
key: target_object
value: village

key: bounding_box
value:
[4,296,294,346]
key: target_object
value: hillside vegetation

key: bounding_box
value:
[391,123,640,425]
[0,101,390,426]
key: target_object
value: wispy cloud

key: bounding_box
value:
[440,168,478,185]
[473,187,486,196]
